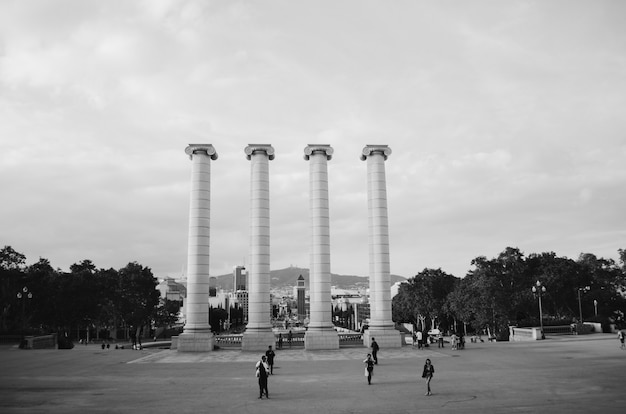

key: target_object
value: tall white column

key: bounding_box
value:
[361,145,401,348]
[242,144,276,351]
[304,145,339,350]
[178,144,217,352]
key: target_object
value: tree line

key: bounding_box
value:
[393,247,626,340]
[0,246,179,341]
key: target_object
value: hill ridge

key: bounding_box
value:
[213,266,406,291]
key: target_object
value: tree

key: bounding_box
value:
[116,262,160,339]
[454,247,529,339]
[0,246,27,332]
[209,306,228,333]
[392,268,458,332]
[154,298,182,329]
[0,246,26,271]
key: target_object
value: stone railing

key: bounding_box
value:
[173,331,366,350]
[543,325,575,335]
[338,332,363,346]
[214,334,243,348]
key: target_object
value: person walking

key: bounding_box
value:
[618,330,625,350]
[412,331,417,348]
[371,338,379,364]
[416,330,423,349]
[363,353,375,385]
[288,330,293,348]
[255,355,270,399]
[265,345,276,374]
[278,333,283,350]
[422,358,435,396]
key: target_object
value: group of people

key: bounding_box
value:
[412,330,465,350]
[363,338,435,396]
[255,337,437,399]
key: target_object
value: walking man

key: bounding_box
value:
[288,330,293,348]
[618,330,625,350]
[371,338,379,364]
[265,345,276,374]
[416,330,423,349]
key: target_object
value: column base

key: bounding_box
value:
[176,332,214,352]
[363,328,402,349]
[242,329,276,352]
[305,329,339,350]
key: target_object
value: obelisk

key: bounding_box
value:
[304,145,339,350]
[242,144,276,351]
[361,145,401,348]
[178,144,217,352]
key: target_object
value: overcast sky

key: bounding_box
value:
[1,0,625,280]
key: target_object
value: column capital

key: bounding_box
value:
[360,145,391,161]
[245,144,275,160]
[304,144,333,161]
[185,144,218,160]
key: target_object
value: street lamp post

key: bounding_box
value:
[531,281,546,340]
[577,286,590,324]
[16,286,33,345]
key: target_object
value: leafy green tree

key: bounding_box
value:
[153,298,182,329]
[209,306,228,333]
[116,262,160,339]
[454,247,529,338]
[24,258,58,333]
[0,246,27,332]
[392,268,458,332]
[0,246,26,271]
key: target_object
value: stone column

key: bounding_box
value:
[361,145,401,348]
[242,144,276,351]
[304,145,339,350]
[178,144,217,352]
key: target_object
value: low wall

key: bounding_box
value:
[23,334,57,349]
[509,327,541,341]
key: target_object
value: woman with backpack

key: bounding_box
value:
[255,355,270,398]
[363,353,375,385]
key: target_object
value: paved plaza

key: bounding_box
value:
[1,334,624,413]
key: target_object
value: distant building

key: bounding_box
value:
[233,290,249,323]
[209,276,217,297]
[156,277,186,302]
[297,274,306,322]
[233,265,247,291]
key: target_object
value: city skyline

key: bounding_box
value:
[1,1,624,280]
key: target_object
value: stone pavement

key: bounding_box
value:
[1,334,625,413]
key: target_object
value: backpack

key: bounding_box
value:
[256,361,266,378]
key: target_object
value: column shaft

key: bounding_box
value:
[308,151,333,330]
[242,144,276,351]
[177,144,217,352]
[247,151,272,330]
[361,145,400,348]
[367,155,393,328]
[304,145,339,350]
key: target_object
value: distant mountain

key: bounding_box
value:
[213,266,406,291]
